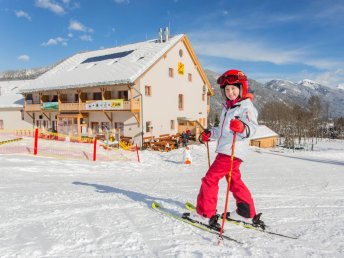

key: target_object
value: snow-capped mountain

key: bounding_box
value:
[205,70,344,121]
[1,67,343,118]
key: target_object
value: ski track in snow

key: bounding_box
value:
[0,140,343,257]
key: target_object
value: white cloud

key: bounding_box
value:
[14,10,32,21]
[68,32,73,38]
[41,37,68,46]
[68,20,93,33]
[189,30,343,70]
[35,0,65,15]
[18,55,30,61]
[79,35,93,42]
[114,0,130,4]
[190,30,305,65]
[313,69,344,87]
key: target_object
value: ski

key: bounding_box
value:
[185,202,298,240]
[151,201,243,244]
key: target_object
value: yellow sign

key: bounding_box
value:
[178,62,184,75]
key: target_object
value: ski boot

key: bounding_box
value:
[208,214,221,231]
[252,213,265,230]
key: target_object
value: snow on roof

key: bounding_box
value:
[251,125,278,140]
[20,34,184,93]
[0,94,24,108]
[0,80,28,108]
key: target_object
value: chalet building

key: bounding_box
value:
[250,125,279,148]
[20,31,214,146]
[0,80,32,130]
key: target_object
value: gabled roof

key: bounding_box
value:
[20,34,212,94]
[0,80,27,108]
[251,125,278,140]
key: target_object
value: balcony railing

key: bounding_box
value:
[24,104,42,112]
[24,100,140,112]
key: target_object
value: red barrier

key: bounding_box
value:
[93,138,97,161]
[136,144,140,163]
[34,128,38,155]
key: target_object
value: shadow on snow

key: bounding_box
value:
[72,181,185,212]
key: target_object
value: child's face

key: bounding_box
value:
[224,85,240,100]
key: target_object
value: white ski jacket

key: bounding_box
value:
[210,98,258,161]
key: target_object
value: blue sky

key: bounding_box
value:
[0,0,343,88]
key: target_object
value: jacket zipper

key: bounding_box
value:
[217,111,227,145]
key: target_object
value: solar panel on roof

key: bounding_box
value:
[81,50,134,64]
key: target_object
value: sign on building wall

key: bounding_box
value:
[178,62,184,75]
[42,102,59,110]
[86,99,124,110]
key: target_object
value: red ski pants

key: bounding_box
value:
[196,153,256,218]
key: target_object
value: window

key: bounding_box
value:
[26,94,33,101]
[202,94,206,101]
[21,110,24,120]
[178,94,184,110]
[188,73,192,82]
[101,122,110,132]
[93,92,102,100]
[52,121,57,131]
[169,68,174,78]
[145,86,152,96]
[0,120,3,129]
[146,121,152,133]
[170,120,175,130]
[179,49,183,57]
[118,91,128,100]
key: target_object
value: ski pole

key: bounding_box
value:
[198,132,211,168]
[206,141,210,168]
[218,132,237,242]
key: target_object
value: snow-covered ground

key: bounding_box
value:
[0,139,343,257]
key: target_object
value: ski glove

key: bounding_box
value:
[230,119,245,133]
[199,129,211,143]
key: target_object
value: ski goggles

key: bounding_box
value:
[217,73,247,86]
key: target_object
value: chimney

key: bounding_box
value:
[158,28,163,43]
[164,27,169,42]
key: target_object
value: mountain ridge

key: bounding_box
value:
[205,69,344,120]
[1,67,343,118]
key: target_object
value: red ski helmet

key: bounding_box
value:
[217,69,248,98]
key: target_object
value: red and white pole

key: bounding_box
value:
[135,144,140,163]
[33,128,39,155]
[93,138,97,161]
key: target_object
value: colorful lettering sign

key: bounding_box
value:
[86,99,124,110]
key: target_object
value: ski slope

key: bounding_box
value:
[0,139,343,257]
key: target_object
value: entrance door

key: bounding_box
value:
[91,122,99,134]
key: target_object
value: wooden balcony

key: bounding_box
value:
[59,102,86,112]
[24,100,140,112]
[24,104,42,112]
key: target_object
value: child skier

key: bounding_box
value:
[196,69,264,229]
